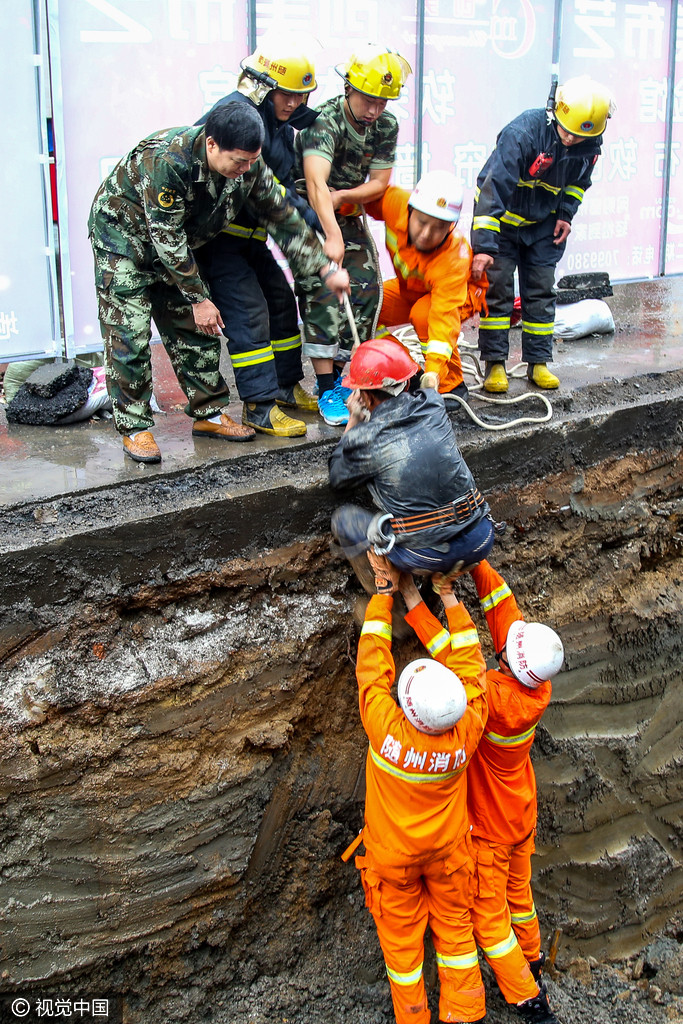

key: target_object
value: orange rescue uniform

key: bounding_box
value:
[365,186,487,393]
[355,593,488,1024]
[466,560,553,1002]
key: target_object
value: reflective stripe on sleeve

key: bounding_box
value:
[484,725,536,746]
[479,581,512,614]
[450,626,480,650]
[361,619,393,641]
[426,627,451,658]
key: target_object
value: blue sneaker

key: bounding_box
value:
[318,387,349,426]
[337,380,353,405]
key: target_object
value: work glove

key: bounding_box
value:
[367,551,400,595]
[420,371,439,390]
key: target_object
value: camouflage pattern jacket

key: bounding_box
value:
[88,125,328,303]
[293,95,398,193]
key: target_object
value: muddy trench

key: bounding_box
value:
[1,376,682,1023]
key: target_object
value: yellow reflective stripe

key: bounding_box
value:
[501,210,536,227]
[271,333,301,353]
[450,626,480,650]
[485,724,536,747]
[426,628,451,658]
[482,929,518,959]
[479,581,512,614]
[564,185,585,201]
[518,178,561,196]
[472,215,500,233]
[369,745,466,783]
[386,962,423,985]
[223,224,268,241]
[425,339,452,359]
[521,320,555,336]
[386,227,398,254]
[361,619,393,641]
[436,947,480,969]
[479,315,510,330]
[230,346,274,368]
[511,905,537,924]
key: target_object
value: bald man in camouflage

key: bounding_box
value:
[89,101,349,463]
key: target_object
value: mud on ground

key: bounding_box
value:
[1,377,682,1023]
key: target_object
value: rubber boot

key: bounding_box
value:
[528,952,546,985]
[516,988,561,1024]
[242,401,306,437]
[527,364,559,389]
[483,362,508,393]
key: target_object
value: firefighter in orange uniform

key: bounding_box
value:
[365,170,487,400]
[455,559,564,1024]
[350,556,487,1024]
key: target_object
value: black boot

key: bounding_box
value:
[528,950,546,984]
[516,987,560,1024]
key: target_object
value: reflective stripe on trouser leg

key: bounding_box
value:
[476,255,516,363]
[507,831,541,961]
[518,247,558,364]
[422,841,486,1023]
[355,850,431,1024]
[251,240,305,388]
[194,232,279,402]
[469,835,538,1003]
[299,216,380,362]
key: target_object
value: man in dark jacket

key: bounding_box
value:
[329,338,495,587]
[195,36,323,437]
[470,76,614,394]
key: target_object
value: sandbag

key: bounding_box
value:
[5,364,92,425]
[553,298,615,340]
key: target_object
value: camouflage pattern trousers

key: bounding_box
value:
[92,248,232,435]
[297,215,380,363]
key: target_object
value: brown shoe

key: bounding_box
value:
[192,413,255,442]
[122,431,161,463]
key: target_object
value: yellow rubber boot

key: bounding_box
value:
[483,362,509,393]
[527,363,559,389]
[242,401,306,437]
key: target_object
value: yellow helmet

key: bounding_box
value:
[242,36,317,94]
[337,44,412,100]
[554,76,614,137]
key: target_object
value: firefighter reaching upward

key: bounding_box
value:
[350,558,488,1024]
[443,559,565,1024]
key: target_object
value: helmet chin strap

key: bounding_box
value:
[344,88,369,130]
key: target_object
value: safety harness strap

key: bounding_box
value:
[389,488,486,535]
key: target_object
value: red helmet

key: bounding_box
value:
[342,337,419,390]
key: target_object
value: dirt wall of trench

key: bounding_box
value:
[0,380,682,1021]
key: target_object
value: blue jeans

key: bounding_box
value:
[331,503,495,574]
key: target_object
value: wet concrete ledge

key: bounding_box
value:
[0,278,682,623]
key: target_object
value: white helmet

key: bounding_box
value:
[397,658,467,734]
[409,170,464,224]
[506,621,564,689]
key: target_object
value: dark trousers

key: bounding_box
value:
[478,224,564,365]
[196,231,304,402]
[332,503,495,574]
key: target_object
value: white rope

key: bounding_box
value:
[391,325,554,431]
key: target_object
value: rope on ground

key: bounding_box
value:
[391,325,554,431]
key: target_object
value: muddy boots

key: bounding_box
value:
[516,987,561,1024]
[528,951,546,985]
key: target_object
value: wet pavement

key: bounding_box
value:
[1,277,682,510]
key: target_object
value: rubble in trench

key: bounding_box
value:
[0,403,682,1023]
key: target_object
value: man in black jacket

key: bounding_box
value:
[329,338,495,589]
[470,76,614,394]
[195,35,322,436]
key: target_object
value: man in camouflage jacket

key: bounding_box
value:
[89,101,348,463]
